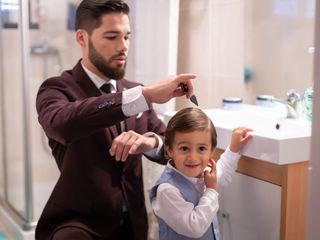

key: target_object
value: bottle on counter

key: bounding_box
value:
[304,87,313,122]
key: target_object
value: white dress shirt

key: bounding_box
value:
[81,63,149,116]
[81,63,163,156]
[151,147,241,238]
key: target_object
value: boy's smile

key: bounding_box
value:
[167,130,214,178]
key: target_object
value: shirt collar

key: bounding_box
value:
[81,62,117,92]
[166,160,204,187]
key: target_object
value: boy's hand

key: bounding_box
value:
[204,158,217,190]
[229,127,253,153]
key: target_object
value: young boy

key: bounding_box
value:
[150,107,252,240]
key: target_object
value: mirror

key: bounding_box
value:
[244,0,315,102]
[176,0,315,109]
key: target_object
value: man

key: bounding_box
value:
[35,0,196,239]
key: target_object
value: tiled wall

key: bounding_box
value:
[246,0,314,101]
[177,0,246,109]
[177,0,314,109]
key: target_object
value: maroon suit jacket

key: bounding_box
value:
[35,60,166,240]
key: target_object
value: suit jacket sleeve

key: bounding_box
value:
[36,75,128,145]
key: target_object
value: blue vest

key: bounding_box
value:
[150,166,220,240]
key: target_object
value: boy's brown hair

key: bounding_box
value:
[165,107,217,150]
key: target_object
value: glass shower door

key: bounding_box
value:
[0,0,35,230]
[1,0,77,234]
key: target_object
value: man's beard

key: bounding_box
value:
[88,39,126,80]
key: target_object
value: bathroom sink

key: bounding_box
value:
[163,105,311,165]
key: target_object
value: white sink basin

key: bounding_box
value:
[163,105,311,165]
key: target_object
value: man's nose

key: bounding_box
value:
[117,38,129,52]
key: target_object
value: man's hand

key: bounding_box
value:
[109,130,158,162]
[142,74,196,104]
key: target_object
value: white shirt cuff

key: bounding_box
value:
[204,187,219,198]
[223,146,241,168]
[143,132,163,158]
[224,146,241,158]
[122,86,149,116]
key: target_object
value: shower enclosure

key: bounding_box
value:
[0,0,77,238]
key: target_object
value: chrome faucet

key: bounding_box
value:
[271,89,302,118]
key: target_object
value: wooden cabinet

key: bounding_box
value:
[215,149,309,240]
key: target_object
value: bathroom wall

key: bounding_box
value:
[177,0,246,109]
[244,0,315,102]
[0,33,4,200]
[177,0,315,109]
[307,0,320,237]
[125,0,180,114]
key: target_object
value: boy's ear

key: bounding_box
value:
[166,147,173,159]
[210,148,216,158]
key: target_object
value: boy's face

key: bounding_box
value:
[167,130,214,178]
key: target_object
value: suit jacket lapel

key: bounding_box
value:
[73,60,119,138]
[73,60,101,97]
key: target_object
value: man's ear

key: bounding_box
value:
[76,29,88,48]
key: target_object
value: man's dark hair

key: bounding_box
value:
[75,0,130,35]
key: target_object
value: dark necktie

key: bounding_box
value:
[100,83,122,134]
[100,83,112,94]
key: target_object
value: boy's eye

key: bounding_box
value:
[199,146,207,151]
[179,146,189,152]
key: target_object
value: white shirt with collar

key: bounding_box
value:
[151,147,241,238]
[81,63,149,116]
[81,63,163,157]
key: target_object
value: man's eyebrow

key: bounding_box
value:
[103,30,121,35]
[103,30,131,35]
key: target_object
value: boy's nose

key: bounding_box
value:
[187,151,198,161]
